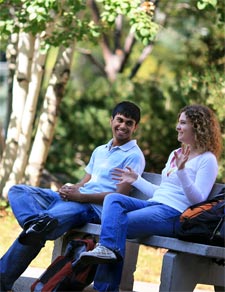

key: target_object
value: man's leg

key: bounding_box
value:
[8,184,59,227]
[44,201,100,240]
[0,238,43,291]
[1,186,98,290]
[9,185,98,241]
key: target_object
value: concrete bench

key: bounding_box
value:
[52,172,225,292]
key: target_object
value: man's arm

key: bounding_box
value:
[59,181,132,205]
[59,173,91,190]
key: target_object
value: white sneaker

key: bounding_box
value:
[79,243,118,264]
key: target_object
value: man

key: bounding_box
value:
[0,101,145,292]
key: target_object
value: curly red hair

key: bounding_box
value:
[178,105,222,159]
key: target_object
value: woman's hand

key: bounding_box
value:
[112,167,138,185]
[174,144,190,170]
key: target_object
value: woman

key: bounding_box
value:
[79,104,222,292]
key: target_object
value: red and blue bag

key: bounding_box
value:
[31,237,97,292]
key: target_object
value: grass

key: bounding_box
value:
[0,210,213,291]
[0,209,54,269]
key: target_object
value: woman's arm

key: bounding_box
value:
[177,155,218,204]
[112,167,159,198]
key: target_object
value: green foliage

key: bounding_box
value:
[197,0,217,10]
[1,0,224,183]
[45,1,225,184]
[96,0,159,45]
[197,0,224,23]
[46,70,181,182]
[47,95,112,182]
[130,11,159,45]
[0,198,10,209]
[0,0,159,48]
[0,0,100,46]
[160,6,225,180]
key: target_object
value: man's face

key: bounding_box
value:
[110,114,138,146]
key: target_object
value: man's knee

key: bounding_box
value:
[8,184,26,201]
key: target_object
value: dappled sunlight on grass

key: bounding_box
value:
[0,213,53,268]
[30,240,54,268]
[0,213,22,256]
[134,245,165,283]
[135,245,214,291]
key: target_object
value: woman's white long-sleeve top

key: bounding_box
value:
[132,149,218,212]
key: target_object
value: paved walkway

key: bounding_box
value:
[13,267,213,292]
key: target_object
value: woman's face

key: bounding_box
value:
[176,112,195,145]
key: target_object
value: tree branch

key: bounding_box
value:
[120,31,136,73]
[87,0,112,61]
[114,14,123,51]
[129,43,154,79]
[76,48,106,77]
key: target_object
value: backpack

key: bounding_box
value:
[31,237,97,292]
[176,191,225,246]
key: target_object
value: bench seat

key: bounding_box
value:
[52,172,225,292]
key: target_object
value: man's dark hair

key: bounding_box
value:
[112,101,141,124]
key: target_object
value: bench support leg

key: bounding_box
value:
[214,286,225,292]
[159,251,225,292]
[159,251,197,292]
[52,237,64,261]
[120,242,140,292]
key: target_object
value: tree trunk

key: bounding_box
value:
[2,35,48,196]
[0,32,35,198]
[5,33,18,137]
[25,42,75,186]
[0,123,4,158]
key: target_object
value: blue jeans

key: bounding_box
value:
[93,193,181,292]
[0,184,100,291]
[8,185,100,236]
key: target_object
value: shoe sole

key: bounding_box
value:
[28,218,58,234]
[19,219,58,245]
[79,254,119,265]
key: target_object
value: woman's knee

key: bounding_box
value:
[104,193,123,205]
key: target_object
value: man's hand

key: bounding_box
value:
[59,184,85,203]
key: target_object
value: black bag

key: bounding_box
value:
[176,191,225,246]
[31,237,97,292]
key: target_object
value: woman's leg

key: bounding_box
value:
[93,196,180,292]
[93,194,148,292]
[100,193,149,257]
[127,202,181,238]
[93,262,124,292]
